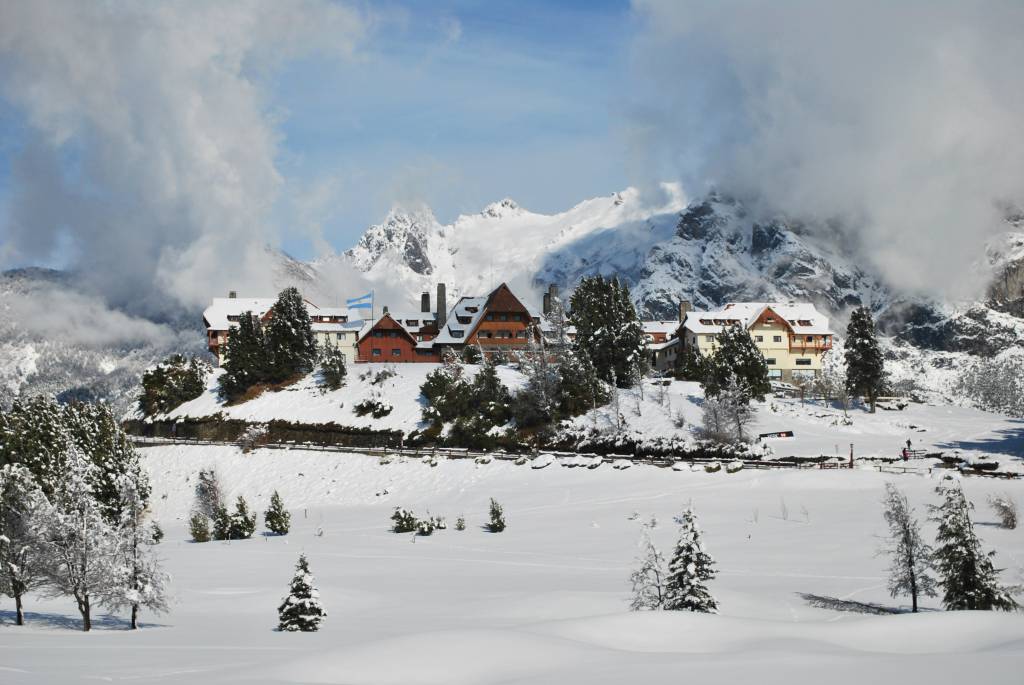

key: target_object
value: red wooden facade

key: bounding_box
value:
[356,314,439,363]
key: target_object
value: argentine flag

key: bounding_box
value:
[346,291,373,310]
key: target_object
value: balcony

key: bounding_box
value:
[788,337,832,351]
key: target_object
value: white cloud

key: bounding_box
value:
[0,0,367,314]
[628,0,1024,298]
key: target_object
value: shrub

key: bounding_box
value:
[150,521,164,543]
[487,498,506,532]
[989,494,1018,529]
[355,399,393,418]
[238,423,269,452]
[195,469,224,519]
[416,518,436,536]
[189,512,211,543]
[455,515,466,531]
[228,496,257,540]
[139,354,210,416]
[391,507,418,533]
[264,490,291,535]
[319,345,347,390]
[212,505,231,541]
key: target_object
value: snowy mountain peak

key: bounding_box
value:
[344,206,439,276]
[481,198,522,219]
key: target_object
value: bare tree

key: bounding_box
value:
[629,525,667,610]
[880,482,936,612]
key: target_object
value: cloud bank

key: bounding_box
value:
[0,0,366,315]
[629,0,1024,298]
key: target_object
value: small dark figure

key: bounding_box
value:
[902,447,910,461]
[906,438,912,450]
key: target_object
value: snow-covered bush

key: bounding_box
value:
[704,461,722,473]
[487,498,506,532]
[150,521,164,544]
[318,345,347,390]
[416,518,436,536]
[212,505,231,541]
[277,554,325,632]
[138,354,210,416]
[391,508,418,533]
[264,490,291,535]
[726,460,743,473]
[227,496,257,540]
[371,367,397,385]
[189,512,211,543]
[989,494,1018,530]
[238,423,269,452]
[194,469,224,519]
[455,516,466,531]
[354,398,393,418]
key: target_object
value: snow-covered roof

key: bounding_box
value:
[203,297,278,330]
[433,296,488,345]
[312,320,364,334]
[682,302,833,336]
[642,321,681,336]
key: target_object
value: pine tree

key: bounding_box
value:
[194,468,224,519]
[265,490,291,535]
[629,525,667,610]
[702,324,770,401]
[105,472,169,629]
[227,496,257,540]
[138,354,210,416]
[844,306,885,412]
[0,464,49,625]
[277,554,326,632]
[487,498,506,532]
[673,345,706,382]
[471,357,513,427]
[0,395,77,500]
[930,479,1018,611]
[265,287,317,383]
[318,345,347,391]
[189,512,211,543]
[569,276,647,387]
[663,507,718,613]
[880,482,936,612]
[219,311,269,400]
[212,504,232,541]
[558,348,609,417]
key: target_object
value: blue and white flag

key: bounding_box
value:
[346,291,373,310]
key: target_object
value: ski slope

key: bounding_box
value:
[2,445,1023,684]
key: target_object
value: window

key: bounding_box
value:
[391,348,401,356]
[407,319,419,326]
[798,319,812,326]
[768,369,782,379]
[754,335,763,342]
[372,330,383,338]
[388,330,398,338]
[705,335,715,343]
[773,335,782,343]
[516,331,527,338]
[795,358,812,366]
[512,313,521,321]
[765,317,775,323]
[466,306,479,313]
[499,313,508,321]
[372,348,381,357]
[416,349,433,356]
[485,314,493,321]
[764,358,776,365]
[481,331,491,338]
[450,329,464,338]
[336,332,343,340]
[805,336,813,342]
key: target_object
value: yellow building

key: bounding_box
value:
[681,302,834,382]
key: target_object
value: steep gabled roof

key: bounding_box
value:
[356,313,419,345]
[484,282,530,313]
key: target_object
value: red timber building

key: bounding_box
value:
[355,283,541,362]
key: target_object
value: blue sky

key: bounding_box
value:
[271,0,635,256]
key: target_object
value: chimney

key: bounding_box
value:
[679,300,692,322]
[436,283,447,327]
[383,305,389,315]
[228,290,237,299]
[543,292,551,316]
[421,291,431,313]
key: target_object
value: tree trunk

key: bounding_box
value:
[76,593,92,632]
[15,593,24,626]
[131,603,139,630]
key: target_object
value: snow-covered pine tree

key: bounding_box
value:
[189,512,211,542]
[265,287,318,383]
[558,348,608,417]
[33,443,120,631]
[227,496,257,540]
[663,507,718,613]
[277,554,326,632]
[471,355,513,427]
[930,479,1018,611]
[265,490,291,535]
[105,472,169,629]
[569,276,646,387]
[0,395,74,499]
[138,354,210,416]
[218,311,268,400]
[212,505,232,541]
[629,525,667,610]
[702,324,770,401]
[0,464,50,625]
[880,482,936,612]
[487,498,506,532]
[844,306,885,413]
[318,344,347,390]
[194,468,224,519]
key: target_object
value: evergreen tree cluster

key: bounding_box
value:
[569,276,647,388]
[0,431,167,631]
[138,354,210,416]
[701,324,770,402]
[629,507,717,613]
[219,287,318,401]
[880,479,1018,612]
[420,356,513,447]
[189,473,291,541]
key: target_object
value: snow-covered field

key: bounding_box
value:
[2,445,1023,684]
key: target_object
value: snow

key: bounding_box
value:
[3,446,1023,684]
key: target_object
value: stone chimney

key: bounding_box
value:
[542,284,560,316]
[383,305,389,315]
[678,299,692,322]
[436,283,447,327]
[228,290,237,299]
[421,291,431,313]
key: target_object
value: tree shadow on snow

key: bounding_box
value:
[797,593,927,615]
[935,420,1024,459]
[0,609,166,631]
